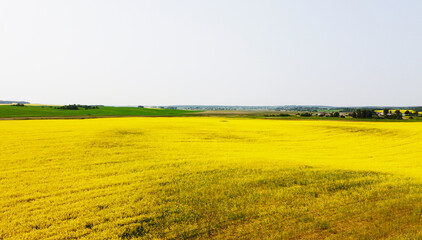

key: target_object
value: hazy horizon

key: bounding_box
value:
[1,1,421,106]
[3,99,422,108]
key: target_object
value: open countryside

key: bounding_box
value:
[0,105,195,118]
[2,117,422,239]
[2,1,422,239]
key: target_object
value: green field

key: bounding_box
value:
[0,105,196,118]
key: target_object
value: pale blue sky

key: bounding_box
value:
[1,0,421,106]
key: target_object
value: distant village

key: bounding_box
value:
[314,109,419,119]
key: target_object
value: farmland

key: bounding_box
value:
[0,105,196,118]
[2,117,422,239]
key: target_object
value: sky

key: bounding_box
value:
[0,0,421,106]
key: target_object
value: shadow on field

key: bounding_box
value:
[322,125,401,137]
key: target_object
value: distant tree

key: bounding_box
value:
[395,114,403,120]
[330,112,340,117]
[383,109,389,115]
[138,106,144,108]
[300,112,312,117]
[57,104,99,110]
[58,104,79,110]
[395,110,403,119]
[365,110,374,118]
[352,112,357,118]
[356,109,361,118]
[404,110,410,115]
[385,110,403,119]
[352,109,374,119]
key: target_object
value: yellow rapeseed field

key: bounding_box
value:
[375,109,416,114]
[1,117,422,239]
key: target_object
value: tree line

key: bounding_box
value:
[349,109,420,119]
[56,104,100,110]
